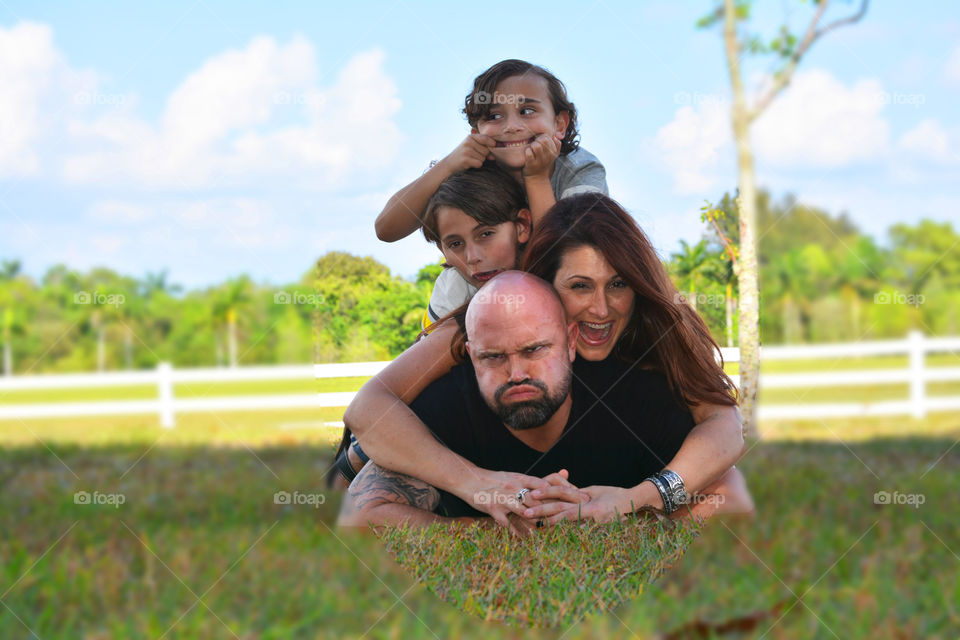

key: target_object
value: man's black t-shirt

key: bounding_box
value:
[408,355,695,517]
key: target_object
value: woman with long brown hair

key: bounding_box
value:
[340,193,749,527]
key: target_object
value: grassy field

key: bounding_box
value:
[2,407,959,639]
[2,355,959,637]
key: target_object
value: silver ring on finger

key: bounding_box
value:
[516,488,530,505]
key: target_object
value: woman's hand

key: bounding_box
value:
[522,485,638,525]
[453,468,589,533]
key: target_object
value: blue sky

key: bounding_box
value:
[1,1,958,288]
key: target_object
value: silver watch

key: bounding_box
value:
[659,469,688,512]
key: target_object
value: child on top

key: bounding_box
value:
[420,162,531,328]
[376,59,607,327]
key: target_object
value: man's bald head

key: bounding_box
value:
[464,271,578,432]
[465,271,566,341]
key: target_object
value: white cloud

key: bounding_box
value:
[0,22,403,189]
[653,103,730,195]
[944,45,960,86]
[62,40,402,188]
[0,22,96,176]
[752,70,890,167]
[653,70,894,193]
[897,119,956,164]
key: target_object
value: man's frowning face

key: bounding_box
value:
[465,276,577,430]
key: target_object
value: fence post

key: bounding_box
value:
[908,330,926,419]
[158,362,175,428]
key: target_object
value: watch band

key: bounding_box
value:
[646,473,673,513]
[645,469,688,514]
[659,468,688,513]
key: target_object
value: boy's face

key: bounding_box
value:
[435,206,531,289]
[472,74,570,171]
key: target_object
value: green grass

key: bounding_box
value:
[759,380,960,405]
[379,516,701,627]
[760,411,960,442]
[0,408,348,447]
[2,412,959,638]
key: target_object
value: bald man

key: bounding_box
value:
[338,272,746,531]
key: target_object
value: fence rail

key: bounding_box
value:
[1,331,958,427]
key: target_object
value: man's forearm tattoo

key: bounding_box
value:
[348,462,440,512]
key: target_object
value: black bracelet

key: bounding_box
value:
[646,474,674,513]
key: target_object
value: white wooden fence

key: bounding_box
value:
[0,362,390,428]
[1,331,958,427]
[721,330,960,420]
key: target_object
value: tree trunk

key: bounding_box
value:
[97,325,106,372]
[852,292,861,338]
[228,308,238,368]
[2,310,11,375]
[733,140,761,438]
[2,335,11,376]
[725,282,734,347]
[725,0,761,438]
[125,325,134,369]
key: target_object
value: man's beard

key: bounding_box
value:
[491,370,572,431]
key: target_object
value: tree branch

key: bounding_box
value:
[709,215,739,268]
[748,0,868,122]
[816,0,869,39]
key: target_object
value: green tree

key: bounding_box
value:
[314,252,428,361]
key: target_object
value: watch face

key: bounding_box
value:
[669,486,688,505]
[661,471,687,506]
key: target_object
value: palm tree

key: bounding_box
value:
[710,251,738,347]
[671,239,722,311]
[213,277,253,367]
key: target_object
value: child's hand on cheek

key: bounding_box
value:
[441,133,497,173]
[522,133,562,181]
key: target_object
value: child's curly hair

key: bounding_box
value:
[462,59,580,156]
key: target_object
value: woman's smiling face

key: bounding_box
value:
[552,245,636,361]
